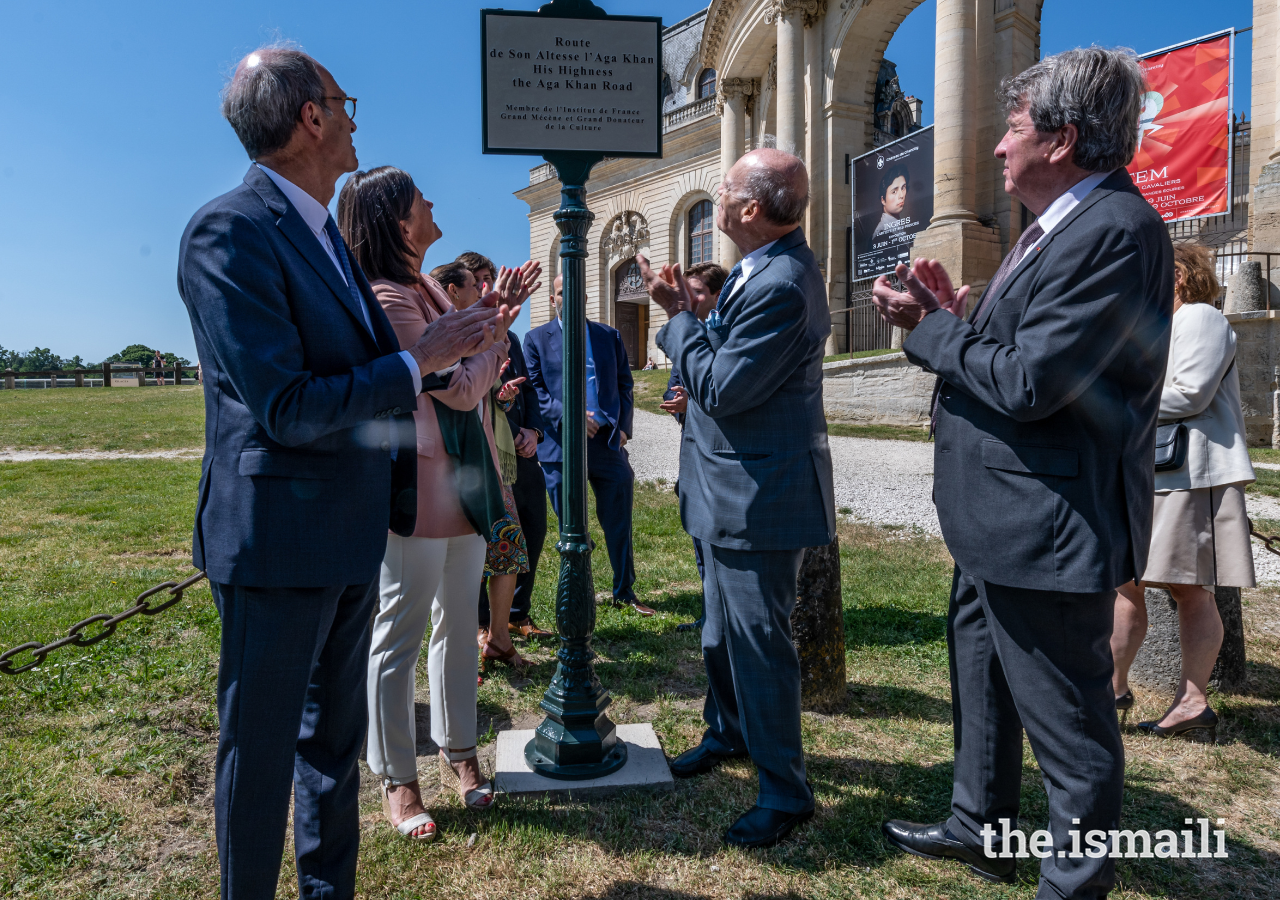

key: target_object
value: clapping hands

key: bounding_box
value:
[635,254,693,317]
[870,258,970,330]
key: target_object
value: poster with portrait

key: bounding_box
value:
[1128,30,1233,222]
[852,127,933,280]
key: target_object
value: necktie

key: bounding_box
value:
[930,220,1044,436]
[970,220,1044,324]
[706,262,742,329]
[323,216,373,335]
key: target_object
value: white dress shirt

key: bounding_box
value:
[257,164,420,394]
[724,237,780,302]
[1018,169,1114,265]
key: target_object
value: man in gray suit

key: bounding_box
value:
[872,49,1172,899]
[638,148,835,849]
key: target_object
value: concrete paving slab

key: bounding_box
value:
[494,723,674,799]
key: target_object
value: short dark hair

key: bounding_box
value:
[336,167,419,286]
[221,46,328,160]
[685,262,728,297]
[998,47,1146,172]
[456,251,496,279]
[879,164,910,200]
[429,262,470,291]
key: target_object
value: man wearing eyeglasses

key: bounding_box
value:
[178,46,519,900]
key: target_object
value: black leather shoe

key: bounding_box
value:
[668,742,746,778]
[725,804,814,849]
[882,820,1016,884]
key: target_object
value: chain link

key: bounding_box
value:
[1249,518,1280,559]
[0,571,206,676]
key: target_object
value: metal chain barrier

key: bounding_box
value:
[0,571,206,676]
[1249,518,1280,559]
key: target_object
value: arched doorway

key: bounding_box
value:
[613,259,648,369]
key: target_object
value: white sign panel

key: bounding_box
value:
[482,12,662,157]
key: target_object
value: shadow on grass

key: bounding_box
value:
[580,886,802,900]
[843,603,947,649]
[845,683,951,723]
[484,755,1280,898]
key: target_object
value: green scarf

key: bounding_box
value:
[431,397,507,537]
[491,380,519,487]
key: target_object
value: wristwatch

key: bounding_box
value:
[532,427,544,443]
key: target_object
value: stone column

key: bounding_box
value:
[910,0,1001,305]
[1254,1,1280,265]
[803,2,829,349]
[769,1,809,157]
[718,78,754,268]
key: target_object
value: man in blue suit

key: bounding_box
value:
[178,48,517,900]
[640,148,835,848]
[525,274,654,616]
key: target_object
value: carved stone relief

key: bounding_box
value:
[601,212,651,260]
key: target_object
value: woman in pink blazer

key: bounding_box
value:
[338,167,537,841]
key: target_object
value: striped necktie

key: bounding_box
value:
[323,215,373,335]
[706,261,742,329]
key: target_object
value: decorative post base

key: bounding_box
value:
[525,538,628,779]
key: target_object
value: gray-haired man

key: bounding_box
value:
[179,47,519,899]
[639,149,835,849]
[872,48,1172,898]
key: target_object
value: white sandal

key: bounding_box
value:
[440,750,495,810]
[381,779,437,841]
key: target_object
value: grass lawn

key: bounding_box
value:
[827,423,931,442]
[0,388,205,451]
[1,460,1278,898]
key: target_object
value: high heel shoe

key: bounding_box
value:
[440,752,495,810]
[380,779,436,841]
[1137,707,1218,742]
[1115,690,1134,724]
[480,640,529,675]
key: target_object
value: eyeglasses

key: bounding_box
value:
[324,96,357,120]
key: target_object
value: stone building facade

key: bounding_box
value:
[516,1,1280,369]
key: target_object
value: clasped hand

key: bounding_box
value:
[870,258,970,330]
[659,385,688,415]
[408,260,542,375]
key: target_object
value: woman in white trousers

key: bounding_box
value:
[338,166,538,839]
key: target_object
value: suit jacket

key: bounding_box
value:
[656,227,836,552]
[903,168,1173,593]
[372,277,508,539]
[177,165,419,588]
[525,316,634,464]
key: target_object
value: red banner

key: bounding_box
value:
[1128,33,1232,222]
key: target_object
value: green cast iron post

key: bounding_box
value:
[524,149,627,779]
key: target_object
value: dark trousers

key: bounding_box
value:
[479,454,548,626]
[700,544,812,814]
[688,537,706,625]
[542,440,635,603]
[211,579,378,900]
[946,568,1123,900]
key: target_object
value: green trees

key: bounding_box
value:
[0,344,191,371]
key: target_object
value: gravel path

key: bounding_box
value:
[627,409,1280,584]
[0,449,203,461]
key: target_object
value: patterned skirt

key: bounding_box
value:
[484,484,529,576]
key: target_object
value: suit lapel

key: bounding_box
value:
[972,175,1121,332]
[244,167,378,348]
[720,227,806,321]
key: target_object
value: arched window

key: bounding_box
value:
[697,68,717,100]
[688,199,714,265]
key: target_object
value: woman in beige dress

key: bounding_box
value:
[1111,243,1255,741]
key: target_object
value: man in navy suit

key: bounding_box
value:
[178,48,517,900]
[639,149,835,849]
[525,274,654,616]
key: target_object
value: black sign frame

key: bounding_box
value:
[480,3,664,159]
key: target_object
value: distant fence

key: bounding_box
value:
[1,364,200,390]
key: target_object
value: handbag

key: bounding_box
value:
[1152,356,1237,473]
[1153,420,1188,472]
